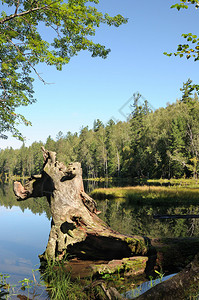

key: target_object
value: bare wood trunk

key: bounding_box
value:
[13,147,149,261]
[137,253,199,300]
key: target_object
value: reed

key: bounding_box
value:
[41,258,98,300]
[91,186,199,204]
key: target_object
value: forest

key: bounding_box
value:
[1,79,199,181]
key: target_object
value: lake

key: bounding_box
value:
[0,184,51,299]
[0,183,199,298]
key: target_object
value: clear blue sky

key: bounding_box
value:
[1,0,199,149]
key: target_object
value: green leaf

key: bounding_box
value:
[0,0,127,140]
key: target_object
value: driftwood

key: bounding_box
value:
[13,147,149,261]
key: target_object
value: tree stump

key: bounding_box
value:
[13,148,199,298]
[13,147,149,261]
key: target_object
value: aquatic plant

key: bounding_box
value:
[0,274,10,299]
[41,259,90,299]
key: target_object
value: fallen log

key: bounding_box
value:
[154,214,199,219]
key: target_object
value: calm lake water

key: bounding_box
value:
[0,184,50,298]
[0,183,199,298]
[0,206,49,279]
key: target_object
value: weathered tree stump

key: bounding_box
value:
[13,147,149,261]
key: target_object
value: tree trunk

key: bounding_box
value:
[13,147,149,261]
[136,253,199,300]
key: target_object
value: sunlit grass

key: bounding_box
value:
[90,185,199,204]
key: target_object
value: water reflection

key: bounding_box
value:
[123,273,177,299]
[0,204,50,292]
[0,183,199,298]
[0,183,51,218]
[96,199,199,238]
[84,178,135,193]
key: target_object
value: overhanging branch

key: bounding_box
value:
[0,1,60,25]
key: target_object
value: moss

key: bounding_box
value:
[91,257,148,278]
[125,237,148,255]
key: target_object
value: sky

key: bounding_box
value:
[1,0,199,149]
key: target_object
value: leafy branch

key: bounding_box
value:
[0,1,59,24]
[0,0,127,140]
[164,1,199,61]
[171,0,199,10]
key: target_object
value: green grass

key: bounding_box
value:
[0,265,100,300]
[90,185,199,204]
[41,259,104,300]
[45,271,87,300]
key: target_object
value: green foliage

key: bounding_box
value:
[164,32,199,62]
[1,83,199,180]
[93,119,104,132]
[0,0,127,139]
[180,78,199,103]
[0,274,10,299]
[19,277,33,299]
[171,0,199,10]
[41,259,91,300]
[165,1,199,67]
[129,93,152,178]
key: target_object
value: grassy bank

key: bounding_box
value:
[90,185,199,204]
[147,178,199,187]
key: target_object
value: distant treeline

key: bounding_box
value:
[1,80,199,180]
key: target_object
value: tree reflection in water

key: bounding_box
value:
[0,183,199,297]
